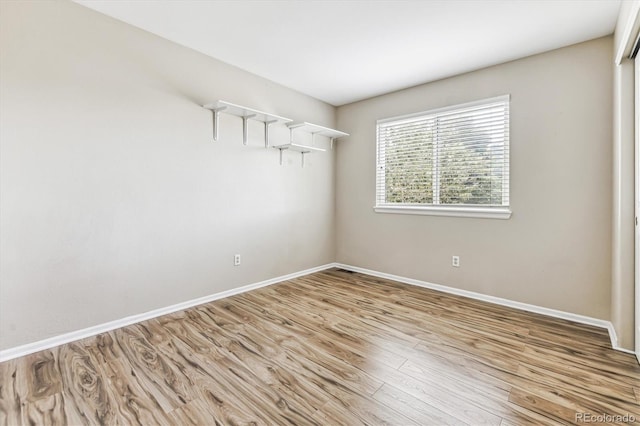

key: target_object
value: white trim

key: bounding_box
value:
[335,263,635,356]
[376,94,511,125]
[0,263,338,362]
[607,322,637,355]
[2,262,634,361]
[374,205,512,219]
[615,1,640,65]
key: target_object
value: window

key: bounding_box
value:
[375,95,511,219]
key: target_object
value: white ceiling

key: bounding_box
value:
[76,0,621,106]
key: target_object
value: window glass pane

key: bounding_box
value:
[383,125,434,204]
[438,110,505,205]
[376,96,509,210]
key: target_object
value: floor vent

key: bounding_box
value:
[336,268,355,274]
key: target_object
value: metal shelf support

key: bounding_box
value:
[203,100,292,145]
[242,114,256,145]
[265,120,278,148]
[209,106,227,141]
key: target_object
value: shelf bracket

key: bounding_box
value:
[330,138,336,149]
[242,114,256,145]
[264,120,278,148]
[301,152,306,168]
[210,106,227,141]
[277,147,285,165]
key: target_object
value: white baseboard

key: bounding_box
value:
[2,262,634,362]
[334,263,636,356]
[606,323,636,355]
[0,263,338,362]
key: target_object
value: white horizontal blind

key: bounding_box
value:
[376,95,509,209]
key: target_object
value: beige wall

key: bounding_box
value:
[0,1,336,350]
[336,37,613,321]
[0,1,624,354]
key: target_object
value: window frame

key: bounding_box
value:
[374,95,512,220]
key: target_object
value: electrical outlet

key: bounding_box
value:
[234,254,241,266]
[452,256,460,267]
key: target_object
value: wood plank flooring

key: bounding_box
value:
[1,268,639,425]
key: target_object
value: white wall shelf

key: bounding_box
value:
[203,100,292,147]
[272,143,325,167]
[202,101,349,167]
[286,121,349,149]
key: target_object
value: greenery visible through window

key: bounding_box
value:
[376,96,510,211]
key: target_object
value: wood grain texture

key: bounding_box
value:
[1,268,639,425]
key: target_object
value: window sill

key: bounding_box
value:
[373,205,512,219]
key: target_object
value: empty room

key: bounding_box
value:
[1,0,640,424]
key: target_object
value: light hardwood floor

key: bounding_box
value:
[1,268,639,425]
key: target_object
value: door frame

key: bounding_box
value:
[635,49,640,364]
